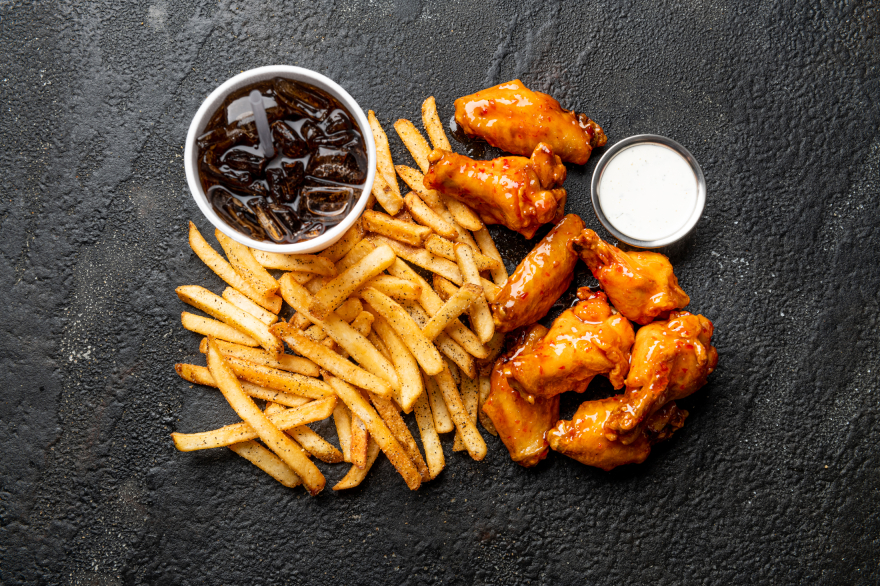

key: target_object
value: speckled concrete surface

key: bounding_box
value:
[0,1,878,584]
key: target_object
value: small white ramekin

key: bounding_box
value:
[184,65,376,253]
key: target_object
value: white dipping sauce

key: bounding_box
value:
[597,143,698,241]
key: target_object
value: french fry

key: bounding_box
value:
[433,275,458,302]
[274,325,392,397]
[336,239,376,273]
[480,332,507,371]
[197,338,320,377]
[350,311,374,337]
[325,375,421,490]
[366,309,424,413]
[370,168,405,216]
[333,438,381,490]
[250,250,336,276]
[176,285,283,354]
[360,287,444,376]
[404,193,457,239]
[366,275,421,302]
[181,312,258,347]
[287,271,316,285]
[413,390,445,479]
[288,425,343,463]
[200,340,325,494]
[431,204,480,249]
[223,355,334,399]
[434,364,487,461]
[421,96,452,151]
[215,230,279,297]
[350,413,369,469]
[455,243,495,343]
[369,392,430,481]
[473,227,509,286]
[368,111,401,198]
[309,245,396,319]
[229,441,302,488]
[368,331,391,360]
[320,220,365,262]
[395,165,442,208]
[175,363,312,408]
[453,373,480,452]
[394,119,432,173]
[187,222,281,312]
[442,195,483,231]
[222,288,279,325]
[278,273,401,391]
[305,275,330,295]
[477,374,498,435]
[424,372,454,434]
[361,210,432,246]
[421,283,482,341]
[402,302,476,379]
[333,402,352,462]
[424,235,500,271]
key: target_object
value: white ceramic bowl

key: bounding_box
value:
[184,65,376,253]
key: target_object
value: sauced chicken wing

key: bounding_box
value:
[605,311,718,444]
[491,214,584,332]
[571,229,690,325]
[505,288,634,400]
[483,325,560,467]
[423,143,566,239]
[548,397,687,471]
[454,79,607,165]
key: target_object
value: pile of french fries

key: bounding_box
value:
[172,97,509,494]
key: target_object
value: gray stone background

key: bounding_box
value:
[1,0,878,584]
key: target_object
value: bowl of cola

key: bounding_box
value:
[184,65,376,253]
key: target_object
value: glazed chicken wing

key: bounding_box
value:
[572,229,690,325]
[454,79,607,165]
[491,214,584,332]
[605,311,718,444]
[505,288,634,400]
[424,143,567,239]
[483,325,560,467]
[548,398,687,471]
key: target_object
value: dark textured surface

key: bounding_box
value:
[1,0,878,584]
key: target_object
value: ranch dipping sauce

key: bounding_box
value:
[597,143,698,241]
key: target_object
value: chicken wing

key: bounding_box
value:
[505,288,634,400]
[548,398,687,471]
[454,79,607,165]
[605,311,718,444]
[491,214,584,332]
[423,143,566,239]
[571,229,690,325]
[482,325,560,467]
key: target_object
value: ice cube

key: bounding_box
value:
[274,77,330,121]
[271,120,309,158]
[301,183,356,217]
[306,147,366,184]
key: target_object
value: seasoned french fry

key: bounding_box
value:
[421,96,452,151]
[222,288,279,325]
[187,222,281,312]
[290,426,343,463]
[370,168,405,216]
[333,438,381,490]
[434,364,487,460]
[250,250,337,276]
[336,239,376,273]
[480,332,507,370]
[404,193,457,239]
[362,210,432,246]
[325,376,421,490]
[394,119,432,173]
[320,220,365,263]
[199,340,325,494]
[369,392,430,481]
[223,356,334,399]
[350,413,369,469]
[413,390,445,479]
[274,325,392,397]
[368,111,401,198]
[333,402,353,462]
[402,301,476,379]
[424,372,454,434]
[369,331,391,360]
[197,338,320,377]
[305,275,330,295]
[477,374,498,436]
[366,275,421,302]
[473,227,509,286]
[310,245,396,319]
[360,287,443,376]
[350,311,374,337]
[454,373,480,452]
[175,363,312,408]
[395,165,442,208]
[442,195,483,231]
[229,440,302,488]
[424,235,500,271]
[421,283,482,341]
[215,230,279,297]
[181,312,259,347]
[287,271,316,285]
[278,273,401,391]
[176,285,283,354]
[366,309,424,413]
[455,243,495,343]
